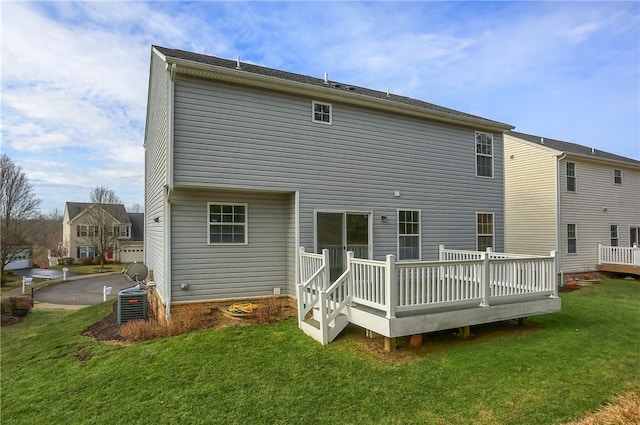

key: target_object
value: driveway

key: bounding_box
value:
[33,274,138,306]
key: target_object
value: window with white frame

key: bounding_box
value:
[610,225,618,247]
[77,246,96,258]
[312,101,332,124]
[476,213,494,251]
[613,169,622,185]
[475,132,494,178]
[76,225,98,237]
[208,203,247,244]
[398,210,420,260]
[113,225,130,238]
[566,162,576,192]
[567,224,577,254]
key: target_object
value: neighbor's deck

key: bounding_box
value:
[597,244,640,276]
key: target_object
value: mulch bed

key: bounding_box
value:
[82,303,123,341]
[0,314,25,326]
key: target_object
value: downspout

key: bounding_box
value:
[164,62,176,318]
[556,152,566,286]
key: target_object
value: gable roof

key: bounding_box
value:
[153,45,513,132]
[65,202,131,224]
[508,131,640,168]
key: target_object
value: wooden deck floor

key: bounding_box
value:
[597,264,640,276]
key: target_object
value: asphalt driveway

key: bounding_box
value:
[33,274,137,306]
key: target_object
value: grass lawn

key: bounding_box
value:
[1,280,639,425]
[49,263,125,274]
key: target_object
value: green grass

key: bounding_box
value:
[2,280,639,425]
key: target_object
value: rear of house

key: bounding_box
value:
[144,46,514,317]
[504,131,640,275]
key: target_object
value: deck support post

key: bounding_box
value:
[384,337,397,352]
[321,249,330,290]
[518,317,528,326]
[457,326,471,339]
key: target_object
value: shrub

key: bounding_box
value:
[3,296,33,313]
[81,257,94,266]
[120,304,213,341]
[250,297,284,324]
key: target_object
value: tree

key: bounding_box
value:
[128,203,144,213]
[0,155,41,284]
[29,209,65,267]
[90,186,121,204]
[86,186,122,270]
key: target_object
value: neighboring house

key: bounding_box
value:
[144,46,514,317]
[62,203,144,264]
[504,131,640,275]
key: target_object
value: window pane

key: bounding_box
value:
[399,235,419,260]
[477,156,493,177]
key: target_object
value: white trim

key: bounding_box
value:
[397,208,421,261]
[313,209,373,259]
[613,168,622,185]
[566,161,577,192]
[475,212,495,251]
[311,101,332,125]
[567,223,577,254]
[207,202,249,245]
[610,224,619,247]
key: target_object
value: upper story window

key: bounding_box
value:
[208,203,247,245]
[113,225,130,238]
[398,209,420,260]
[566,162,576,192]
[312,101,332,125]
[475,132,494,178]
[77,225,98,237]
[476,213,494,251]
[613,169,622,185]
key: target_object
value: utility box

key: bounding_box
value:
[117,286,148,324]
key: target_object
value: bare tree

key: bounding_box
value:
[90,186,121,204]
[84,205,120,270]
[0,155,41,284]
[128,203,144,213]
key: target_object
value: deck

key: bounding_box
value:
[597,244,640,276]
[297,246,560,349]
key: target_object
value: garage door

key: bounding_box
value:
[121,247,144,263]
[6,258,30,270]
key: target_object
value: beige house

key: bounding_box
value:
[62,202,144,264]
[504,131,640,275]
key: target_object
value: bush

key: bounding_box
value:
[4,295,33,312]
[250,297,284,324]
[81,257,94,266]
[120,304,212,341]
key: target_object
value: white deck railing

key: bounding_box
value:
[598,244,640,267]
[298,246,558,327]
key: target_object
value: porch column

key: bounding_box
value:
[385,254,397,319]
[480,251,490,307]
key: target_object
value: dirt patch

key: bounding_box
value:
[564,391,640,425]
[335,319,546,364]
[0,313,25,326]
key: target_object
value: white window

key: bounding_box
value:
[567,224,577,254]
[397,210,420,260]
[613,169,622,185]
[78,246,96,258]
[475,132,493,178]
[610,225,618,247]
[77,225,98,237]
[312,101,332,125]
[113,225,130,238]
[208,203,247,244]
[566,162,576,192]
[476,213,494,251]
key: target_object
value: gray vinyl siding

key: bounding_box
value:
[172,76,505,269]
[559,157,640,272]
[144,52,170,302]
[170,189,291,301]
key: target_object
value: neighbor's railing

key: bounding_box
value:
[598,243,640,267]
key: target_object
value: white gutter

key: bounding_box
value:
[164,62,176,317]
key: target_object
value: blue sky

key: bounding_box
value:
[2,1,639,214]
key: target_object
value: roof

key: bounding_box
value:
[507,131,640,167]
[65,202,131,224]
[153,45,513,132]
[128,213,144,241]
